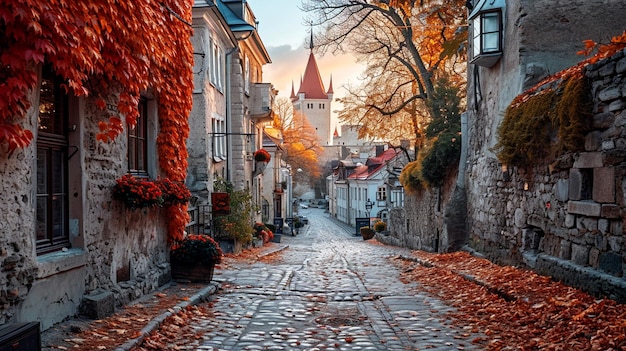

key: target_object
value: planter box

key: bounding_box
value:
[216,238,242,254]
[171,262,215,283]
[271,233,282,243]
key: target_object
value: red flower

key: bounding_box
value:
[253,149,271,162]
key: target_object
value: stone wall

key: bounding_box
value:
[378,166,458,252]
[466,47,626,301]
[1,88,170,329]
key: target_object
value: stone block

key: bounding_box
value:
[600,204,621,218]
[592,167,615,203]
[598,219,609,234]
[559,240,572,260]
[585,131,602,151]
[80,291,114,319]
[565,214,576,228]
[598,86,621,101]
[592,112,616,129]
[568,169,583,201]
[573,152,603,168]
[571,243,589,266]
[554,179,569,202]
[568,200,601,217]
[599,252,623,275]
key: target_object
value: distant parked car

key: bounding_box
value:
[298,215,309,225]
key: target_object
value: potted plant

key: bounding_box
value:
[112,174,164,209]
[253,148,271,162]
[170,234,223,282]
[253,222,274,245]
[360,226,375,240]
[373,221,387,233]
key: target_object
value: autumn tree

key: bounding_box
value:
[272,97,323,184]
[304,0,467,152]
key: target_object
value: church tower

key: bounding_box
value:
[290,32,334,146]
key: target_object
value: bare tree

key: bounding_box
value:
[304,0,467,149]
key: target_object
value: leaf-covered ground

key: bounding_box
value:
[391,248,626,350]
[42,242,625,350]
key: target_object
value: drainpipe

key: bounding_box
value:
[225,47,239,183]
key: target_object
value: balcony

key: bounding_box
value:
[249,83,275,123]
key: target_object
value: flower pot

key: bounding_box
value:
[360,227,375,241]
[171,262,215,283]
[271,233,282,243]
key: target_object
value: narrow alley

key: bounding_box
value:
[135,208,482,350]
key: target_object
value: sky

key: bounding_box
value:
[246,0,365,116]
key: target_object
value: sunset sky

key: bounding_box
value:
[246,0,365,120]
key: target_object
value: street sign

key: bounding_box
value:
[355,217,370,236]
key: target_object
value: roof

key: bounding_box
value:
[296,51,328,100]
[347,148,400,181]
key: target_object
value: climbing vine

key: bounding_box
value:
[0,0,194,241]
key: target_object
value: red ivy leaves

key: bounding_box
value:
[2,0,193,239]
[0,0,194,177]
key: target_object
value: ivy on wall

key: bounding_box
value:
[0,0,194,242]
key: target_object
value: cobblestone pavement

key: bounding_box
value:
[183,208,483,350]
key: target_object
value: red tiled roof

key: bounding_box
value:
[347,148,400,180]
[296,51,328,100]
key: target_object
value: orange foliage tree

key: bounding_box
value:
[272,97,323,183]
[0,0,194,242]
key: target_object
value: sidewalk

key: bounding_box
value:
[40,243,288,351]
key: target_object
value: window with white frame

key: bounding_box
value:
[211,40,223,90]
[244,55,250,94]
[212,114,226,160]
[376,186,387,201]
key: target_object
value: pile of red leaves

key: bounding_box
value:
[394,251,626,350]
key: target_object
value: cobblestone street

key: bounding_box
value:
[181,208,481,350]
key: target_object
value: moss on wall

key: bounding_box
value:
[495,77,592,168]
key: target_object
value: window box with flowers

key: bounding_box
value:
[170,234,223,283]
[253,148,271,163]
[112,174,191,209]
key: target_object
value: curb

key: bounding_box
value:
[113,244,288,351]
[114,282,219,351]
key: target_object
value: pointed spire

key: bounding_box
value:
[327,75,334,94]
[309,27,314,51]
[290,81,296,99]
[333,126,339,137]
[297,51,327,99]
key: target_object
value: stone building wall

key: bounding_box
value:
[465,0,626,301]
[2,88,170,329]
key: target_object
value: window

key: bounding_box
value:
[212,114,226,160]
[244,55,250,94]
[128,98,148,174]
[470,7,503,67]
[37,65,70,254]
[377,186,387,201]
[210,40,224,89]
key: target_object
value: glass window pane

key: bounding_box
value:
[482,12,499,32]
[52,195,65,238]
[36,198,47,241]
[37,149,48,194]
[483,32,500,52]
[52,149,65,193]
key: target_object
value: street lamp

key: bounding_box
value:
[365,198,373,227]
